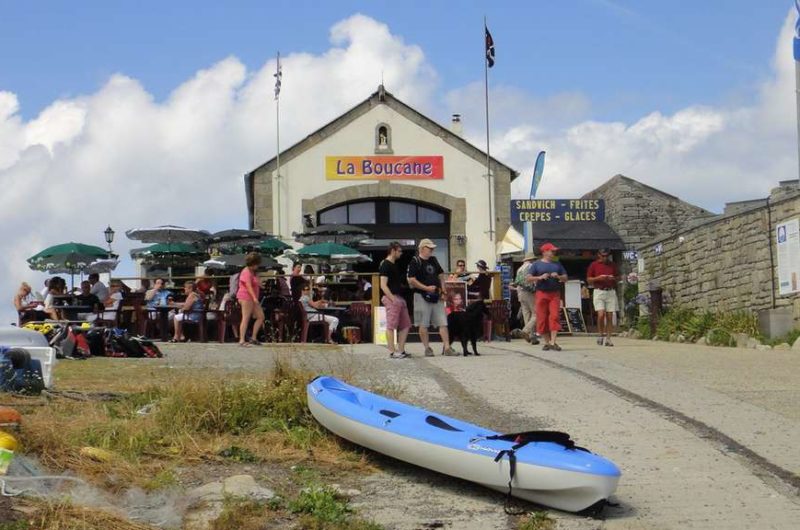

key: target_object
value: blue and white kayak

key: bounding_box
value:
[307,376,621,513]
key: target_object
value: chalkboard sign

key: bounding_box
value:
[563,307,586,333]
[558,308,569,334]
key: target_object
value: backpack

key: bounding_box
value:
[0,348,45,395]
[514,263,535,293]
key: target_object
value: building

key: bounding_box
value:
[245,85,517,272]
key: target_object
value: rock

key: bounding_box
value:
[746,337,762,349]
[756,344,773,352]
[329,483,362,497]
[677,334,686,343]
[793,336,800,351]
[695,336,707,345]
[668,333,677,342]
[184,475,275,530]
[773,343,791,351]
[734,333,750,348]
[631,330,641,339]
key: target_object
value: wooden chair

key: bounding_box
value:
[347,302,373,343]
[180,298,209,343]
[119,293,145,335]
[215,298,241,343]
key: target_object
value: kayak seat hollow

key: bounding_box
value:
[426,415,464,432]
[379,409,400,418]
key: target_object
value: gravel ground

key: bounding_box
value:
[155,337,800,530]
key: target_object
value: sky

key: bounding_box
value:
[0,0,797,322]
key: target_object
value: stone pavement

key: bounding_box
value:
[160,337,800,529]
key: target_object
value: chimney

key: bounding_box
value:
[450,113,463,136]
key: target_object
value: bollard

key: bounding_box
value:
[648,282,663,336]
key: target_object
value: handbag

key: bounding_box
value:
[421,290,440,304]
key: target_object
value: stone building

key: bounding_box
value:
[582,174,716,251]
[637,180,800,330]
[244,85,517,271]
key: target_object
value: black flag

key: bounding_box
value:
[485,25,495,68]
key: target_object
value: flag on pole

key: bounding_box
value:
[794,0,800,61]
[274,52,282,100]
[530,151,546,198]
[485,25,495,68]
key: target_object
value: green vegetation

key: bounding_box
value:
[517,511,556,530]
[634,306,762,346]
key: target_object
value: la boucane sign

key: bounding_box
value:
[510,199,605,222]
[326,156,443,180]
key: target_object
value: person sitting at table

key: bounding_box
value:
[145,278,171,308]
[13,282,47,324]
[43,276,67,320]
[196,275,215,298]
[170,280,205,343]
[97,281,124,322]
[448,259,471,282]
[75,280,103,320]
[88,273,109,303]
[299,283,338,342]
[315,263,331,285]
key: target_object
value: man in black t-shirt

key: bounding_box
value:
[407,239,457,356]
[379,242,412,358]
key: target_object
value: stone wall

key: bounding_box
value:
[582,174,715,250]
[638,189,800,325]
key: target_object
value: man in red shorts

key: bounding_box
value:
[527,242,568,351]
[379,241,412,358]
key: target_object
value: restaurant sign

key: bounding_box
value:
[510,199,605,223]
[326,156,443,180]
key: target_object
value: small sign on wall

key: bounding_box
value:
[776,218,800,295]
[326,156,444,180]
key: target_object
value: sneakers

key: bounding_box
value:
[390,351,410,359]
[542,344,551,351]
[597,337,604,346]
[604,339,614,347]
[424,346,434,357]
[529,335,540,345]
[551,343,562,351]
[442,347,458,356]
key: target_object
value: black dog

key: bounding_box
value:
[447,300,490,356]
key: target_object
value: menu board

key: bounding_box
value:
[496,264,512,300]
[563,307,586,333]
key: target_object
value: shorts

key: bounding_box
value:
[593,289,619,312]
[413,293,447,328]
[174,312,200,323]
[382,295,412,331]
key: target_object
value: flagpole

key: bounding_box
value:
[484,17,494,242]
[275,51,282,239]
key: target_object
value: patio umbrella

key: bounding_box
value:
[293,224,372,246]
[206,229,272,244]
[284,242,371,265]
[225,238,292,256]
[84,258,121,274]
[130,243,209,281]
[203,254,277,271]
[126,225,210,244]
[27,242,114,287]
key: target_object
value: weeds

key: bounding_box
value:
[517,511,556,530]
[634,306,763,346]
[209,496,271,530]
[19,498,157,530]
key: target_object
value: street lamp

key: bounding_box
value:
[104,225,115,253]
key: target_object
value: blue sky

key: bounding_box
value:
[0,0,792,122]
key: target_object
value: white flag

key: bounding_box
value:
[274,52,282,100]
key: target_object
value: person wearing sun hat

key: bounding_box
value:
[514,251,539,344]
[527,242,567,351]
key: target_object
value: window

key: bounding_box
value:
[390,201,417,223]
[348,202,375,224]
[319,205,347,225]
[430,238,450,268]
[319,202,376,225]
[418,206,445,224]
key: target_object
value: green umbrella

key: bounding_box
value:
[223,238,292,256]
[28,242,114,288]
[285,242,371,265]
[131,243,208,262]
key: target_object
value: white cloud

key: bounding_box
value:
[0,14,436,324]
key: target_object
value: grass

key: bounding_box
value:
[517,511,556,530]
[13,354,384,528]
[15,498,158,530]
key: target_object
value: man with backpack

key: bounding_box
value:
[407,239,457,357]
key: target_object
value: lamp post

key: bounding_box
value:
[104,225,115,253]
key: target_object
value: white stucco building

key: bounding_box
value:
[245,85,517,271]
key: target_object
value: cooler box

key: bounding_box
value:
[0,326,56,389]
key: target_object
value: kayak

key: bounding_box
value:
[307,376,621,513]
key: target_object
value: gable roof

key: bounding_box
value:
[527,221,627,250]
[583,174,715,216]
[246,85,519,180]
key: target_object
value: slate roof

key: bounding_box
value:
[527,221,626,251]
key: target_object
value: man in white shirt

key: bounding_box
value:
[88,273,109,303]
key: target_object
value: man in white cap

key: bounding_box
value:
[513,252,539,344]
[407,239,457,356]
